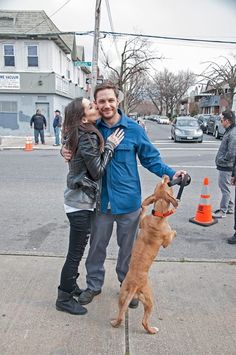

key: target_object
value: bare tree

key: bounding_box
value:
[145,69,195,117]
[102,36,160,113]
[199,55,236,109]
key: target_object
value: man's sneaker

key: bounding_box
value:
[129,298,139,309]
[226,209,234,215]
[212,209,226,218]
[227,234,236,244]
[73,284,84,297]
[78,288,101,305]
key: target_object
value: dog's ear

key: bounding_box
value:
[142,194,155,207]
[165,192,179,208]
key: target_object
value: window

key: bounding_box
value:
[4,44,15,66]
[27,45,38,67]
[0,101,18,129]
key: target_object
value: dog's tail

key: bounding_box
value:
[111,287,138,328]
[119,287,138,314]
[123,287,137,310]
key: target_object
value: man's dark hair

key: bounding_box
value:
[55,110,61,114]
[94,81,119,100]
[222,109,235,124]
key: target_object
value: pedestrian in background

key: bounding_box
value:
[53,110,62,146]
[213,110,236,218]
[30,109,47,145]
[227,155,236,244]
[56,97,124,315]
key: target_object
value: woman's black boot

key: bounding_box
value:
[72,273,83,297]
[56,287,87,315]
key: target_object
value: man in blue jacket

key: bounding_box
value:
[53,110,62,146]
[70,82,186,308]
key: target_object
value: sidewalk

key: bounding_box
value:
[0,135,60,150]
[0,254,236,355]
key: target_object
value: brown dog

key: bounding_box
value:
[111,175,178,334]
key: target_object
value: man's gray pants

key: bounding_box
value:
[85,209,140,291]
[218,170,234,213]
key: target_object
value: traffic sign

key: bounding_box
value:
[74,61,92,67]
[86,78,103,85]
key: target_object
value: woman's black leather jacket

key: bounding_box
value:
[66,131,115,209]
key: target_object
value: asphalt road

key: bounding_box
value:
[0,121,235,260]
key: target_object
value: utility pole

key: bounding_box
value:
[91,0,102,99]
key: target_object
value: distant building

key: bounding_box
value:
[182,83,231,116]
[0,10,90,136]
[198,81,229,115]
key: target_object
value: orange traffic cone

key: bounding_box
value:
[189,177,218,227]
[24,136,33,152]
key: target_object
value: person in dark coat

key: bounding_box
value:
[30,109,47,144]
[212,110,236,218]
[227,155,236,244]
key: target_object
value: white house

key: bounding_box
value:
[0,10,90,136]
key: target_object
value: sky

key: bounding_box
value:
[1,0,236,75]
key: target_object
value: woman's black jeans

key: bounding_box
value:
[59,210,93,293]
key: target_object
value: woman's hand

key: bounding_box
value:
[61,146,72,161]
[107,128,125,147]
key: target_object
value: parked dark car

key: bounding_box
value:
[197,114,211,133]
[171,116,203,143]
[205,115,217,135]
[205,115,225,138]
[213,115,225,139]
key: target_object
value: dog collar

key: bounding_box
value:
[152,209,176,218]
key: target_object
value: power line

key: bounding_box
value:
[104,0,120,60]
[98,31,236,45]
[5,29,236,46]
[25,0,73,34]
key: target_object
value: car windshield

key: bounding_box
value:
[176,119,199,127]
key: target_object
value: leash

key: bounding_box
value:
[151,174,191,218]
[168,173,191,201]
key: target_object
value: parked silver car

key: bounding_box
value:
[171,116,203,143]
[213,115,225,139]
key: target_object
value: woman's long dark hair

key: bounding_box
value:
[62,97,104,156]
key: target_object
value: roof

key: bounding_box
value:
[0,10,72,54]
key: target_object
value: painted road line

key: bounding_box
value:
[153,141,220,144]
[138,164,216,168]
[154,147,218,151]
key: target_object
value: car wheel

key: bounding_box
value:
[214,128,220,139]
[174,134,177,142]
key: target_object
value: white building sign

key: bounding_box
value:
[0,73,20,89]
